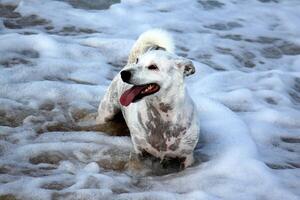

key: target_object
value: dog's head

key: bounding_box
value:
[119,50,195,106]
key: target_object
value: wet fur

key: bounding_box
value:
[96,29,199,168]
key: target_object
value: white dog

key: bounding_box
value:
[96,29,199,168]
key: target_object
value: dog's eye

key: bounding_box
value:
[135,58,139,64]
[148,65,158,70]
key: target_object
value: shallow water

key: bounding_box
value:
[58,0,120,10]
[0,0,300,199]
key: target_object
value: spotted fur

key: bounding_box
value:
[97,29,199,168]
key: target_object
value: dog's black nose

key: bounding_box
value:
[120,70,131,83]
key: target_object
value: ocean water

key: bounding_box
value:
[0,0,299,199]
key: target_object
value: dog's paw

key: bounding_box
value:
[126,152,147,172]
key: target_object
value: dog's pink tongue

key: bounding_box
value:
[120,85,146,106]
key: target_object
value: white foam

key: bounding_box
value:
[0,0,300,199]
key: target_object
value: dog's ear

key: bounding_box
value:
[176,59,195,76]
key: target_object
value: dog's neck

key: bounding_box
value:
[145,82,190,116]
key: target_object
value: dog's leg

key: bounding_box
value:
[96,77,121,124]
[180,154,194,169]
[132,143,143,156]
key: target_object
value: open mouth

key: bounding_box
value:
[120,83,160,106]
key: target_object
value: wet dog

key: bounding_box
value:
[96,29,199,168]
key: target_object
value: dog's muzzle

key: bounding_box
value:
[120,70,131,83]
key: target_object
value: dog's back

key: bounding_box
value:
[127,29,175,64]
